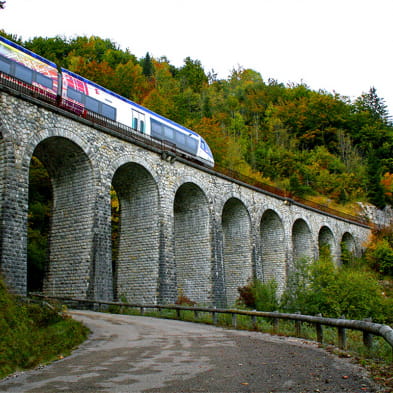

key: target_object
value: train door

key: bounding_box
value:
[132,109,145,133]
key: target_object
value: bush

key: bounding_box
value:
[364,223,393,277]
[237,279,279,312]
[280,256,389,323]
[365,239,393,276]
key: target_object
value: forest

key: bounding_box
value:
[2,31,393,211]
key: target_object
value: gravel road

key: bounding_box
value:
[0,310,383,392]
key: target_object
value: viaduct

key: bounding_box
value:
[0,83,371,307]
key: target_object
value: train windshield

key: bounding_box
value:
[200,139,213,158]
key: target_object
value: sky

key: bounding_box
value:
[1,0,393,114]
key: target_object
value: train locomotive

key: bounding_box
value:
[0,35,215,167]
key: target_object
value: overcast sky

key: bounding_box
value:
[1,0,393,114]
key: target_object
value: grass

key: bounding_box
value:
[0,277,89,380]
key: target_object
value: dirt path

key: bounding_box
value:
[0,310,383,392]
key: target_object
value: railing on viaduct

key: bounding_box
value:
[31,293,393,356]
[0,71,371,228]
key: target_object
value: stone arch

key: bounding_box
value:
[292,218,313,263]
[112,162,160,303]
[341,232,356,264]
[318,226,336,261]
[174,182,211,304]
[260,209,286,294]
[222,197,252,305]
[31,136,96,297]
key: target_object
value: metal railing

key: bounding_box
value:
[0,71,371,227]
[30,294,393,356]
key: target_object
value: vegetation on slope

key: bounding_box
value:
[0,275,89,379]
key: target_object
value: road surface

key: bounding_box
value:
[0,310,382,392]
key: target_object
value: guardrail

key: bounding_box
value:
[30,294,393,357]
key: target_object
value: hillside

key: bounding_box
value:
[0,275,88,379]
[2,31,393,210]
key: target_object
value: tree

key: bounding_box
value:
[177,57,208,93]
[141,52,154,78]
[366,148,386,208]
[354,86,390,124]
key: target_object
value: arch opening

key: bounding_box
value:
[318,226,335,261]
[222,198,252,306]
[112,162,159,303]
[29,136,95,297]
[260,209,286,294]
[174,182,211,304]
[292,219,313,263]
[27,157,52,292]
[341,232,356,265]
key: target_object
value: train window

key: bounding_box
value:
[164,126,174,139]
[85,95,100,112]
[187,137,198,153]
[151,119,163,138]
[176,131,186,146]
[67,87,83,103]
[133,117,138,130]
[140,120,145,133]
[36,73,53,89]
[0,56,11,74]
[15,63,33,84]
[102,103,116,120]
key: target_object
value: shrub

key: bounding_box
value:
[365,238,393,276]
[280,256,388,323]
[237,279,279,312]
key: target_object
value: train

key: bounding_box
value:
[0,35,215,167]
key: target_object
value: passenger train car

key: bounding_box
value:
[0,35,215,167]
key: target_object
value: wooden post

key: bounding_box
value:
[194,309,199,319]
[212,311,218,325]
[295,312,301,336]
[176,308,181,318]
[140,307,144,315]
[232,313,237,328]
[316,314,323,343]
[363,318,373,350]
[273,311,279,333]
[251,315,257,330]
[338,315,346,349]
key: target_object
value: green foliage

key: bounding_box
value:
[28,157,52,292]
[237,279,279,312]
[0,276,89,379]
[280,257,390,323]
[364,224,393,276]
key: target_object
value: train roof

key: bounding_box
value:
[0,35,58,69]
[61,68,200,138]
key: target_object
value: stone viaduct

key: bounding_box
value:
[0,86,371,307]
